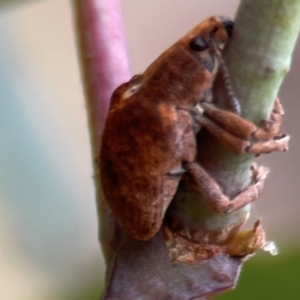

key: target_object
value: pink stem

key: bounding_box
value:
[73,0,131,154]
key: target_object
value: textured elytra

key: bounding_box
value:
[99,16,232,240]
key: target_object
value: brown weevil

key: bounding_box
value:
[98,16,289,241]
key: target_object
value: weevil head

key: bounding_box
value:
[184,16,233,50]
[139,16,234,108]
[179,16,233,73]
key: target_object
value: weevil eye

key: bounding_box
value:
[189,37,209,52]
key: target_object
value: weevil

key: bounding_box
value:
[99,16,289,241]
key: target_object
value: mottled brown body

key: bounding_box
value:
[99,16,289,241]
[100,17,231,240]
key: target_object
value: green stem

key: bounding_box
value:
[168,2,300,297]
[208,0,300,196]
[230,0,300,124]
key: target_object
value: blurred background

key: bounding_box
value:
[0,0,299,299]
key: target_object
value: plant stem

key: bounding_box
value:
[73,0,130,156]
[169,1,300,297]
[72,0,130,262]
[214,0,300,197]
[73,0,300,299]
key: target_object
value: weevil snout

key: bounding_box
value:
[216,16,234,37]
[211,16,234,47]
[222,20,234,37]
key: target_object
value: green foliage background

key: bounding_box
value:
[219,247,300,299]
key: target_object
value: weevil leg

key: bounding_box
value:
[189,104,204,133]
[184,162,269,213]
[199,116,251,152]
[177,89,215,134]
[199,99,289,155]
[200,116,289,155]
[177,103,204,134]
[245,133,289,155]
[201,99,284,140]
[253,98,284,139]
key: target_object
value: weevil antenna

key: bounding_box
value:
[213,43,241,115]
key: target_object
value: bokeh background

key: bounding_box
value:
[0,0,299,299]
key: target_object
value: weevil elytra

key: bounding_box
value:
[99,16,289,241]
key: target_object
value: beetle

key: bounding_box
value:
[99,16,289,241]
